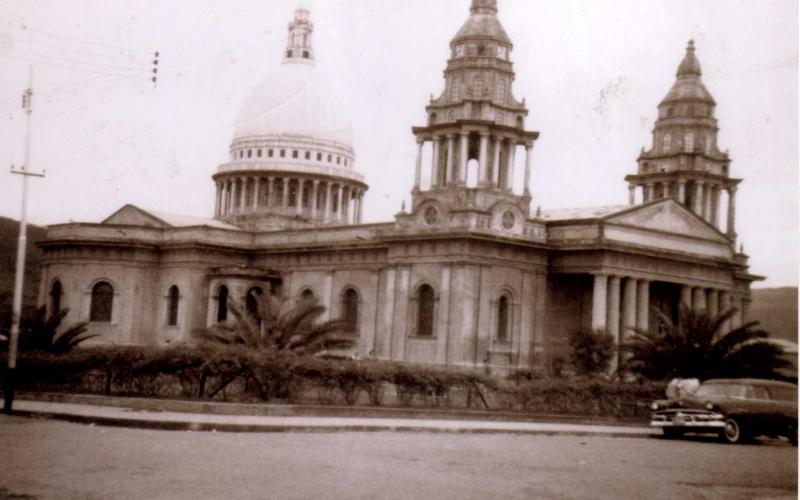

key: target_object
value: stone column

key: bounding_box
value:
[732,297,743,329]
[680,285,692,309]
[703,183,713,222]
[492,137,501,188]
[296,179,304,216]
[628,183,636,205]
[719,291,732,336]
[431,136,441,187]
[240,177,248,213]
[459,132,468,185]
[726,186,737,238]
[214,182,221,216]
[678,180,687,204]
[267,177,274,208]
[507,142,516,192]
[693,287,707,311]
[636,280,650,332]
[710,186,719,228]
[311,180,319,218]
[252,178,260,213]
[523,143,533,196]
[281,178,289,208]
[622,278,637,340]
[446,135,455,185]
[324,182,332,222]
[607,276,621,371]
[342,186,351,223]
[221,181,228,215]
[414,139,423,191]
[644,183,653,202]
[478,133,489,186]
[707,289,719,317]
[694,181,704,215]
[356,191,364,223]
[591,274,608,332]
[337,184,344,222]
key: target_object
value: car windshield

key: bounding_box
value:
[695,382,746,398]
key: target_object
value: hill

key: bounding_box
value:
[749,287,798,344]
[0,216,47,331]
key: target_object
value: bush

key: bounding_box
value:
[568,328,615,376]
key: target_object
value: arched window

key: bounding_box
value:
[216,285,229,322]
[342,288,359,334]
[246,287,263,321]
[416,284,436,337]
[497,294,511,342]
[472,76,485,97]
[496,78,506,103]
[662,134,671,152]
[300,288,315,304]
[49,280,62,316]
[516,116,523,129]
[90,281,114,323]
[450,78,460,101]
[167,285,180,326]
[685,132,694,152]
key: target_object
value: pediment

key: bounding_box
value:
[102,205,170,228]
[604,200,727,242]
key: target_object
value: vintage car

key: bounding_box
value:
[650,378,797,444]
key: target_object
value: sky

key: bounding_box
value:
[0,0,797,288]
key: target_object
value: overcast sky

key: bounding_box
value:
[0,0,797,288]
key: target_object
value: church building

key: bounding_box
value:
[38,0,760,373]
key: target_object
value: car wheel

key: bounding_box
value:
[721,417,746,444]
[663,428,683,439]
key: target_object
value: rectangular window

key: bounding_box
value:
[327,154,332,162]
[305,151,311,160]
[247,150,252,158]
[257,149,262,157]
[317,153,322,161]
[292,150,298,158]
[268,149,274,157]
[280,149,286,158]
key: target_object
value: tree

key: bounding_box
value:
[192,293,356,356]
[1,307,96,354]
[568,328,615,376]
[622,304,792,381]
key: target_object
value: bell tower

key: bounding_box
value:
[625,40,740,240]
[409,0,539,218]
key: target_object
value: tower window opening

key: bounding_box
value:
[167,285,180,326]
[496,79,506,103]
[286,50,292,58]
[90,281,114,323]
[662,134,671,152]
[450,78,461,101]
[336,156,341,165]
[472,76,485,98]
[216,285,229,322]
[496,294,511,342]
[268,149,274,157]
[257,149,262,158]
[305,151,310,160]
[328,154,332,162]
[292,150,298,159]
[478,43,486,55]
[685,133,695,152]
[317,153,322,161]
[667,107,674,117]
[280,149,286,158]
[302,51,309,59]
[516,116,523,129]
[247,149,252,158]
[415,284,436,337]
[688,105,695,116]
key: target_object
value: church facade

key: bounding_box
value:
[38,0,760,373]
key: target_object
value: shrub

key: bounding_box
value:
[568,328,614,376]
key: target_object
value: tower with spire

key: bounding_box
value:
[625,40,740,241]
[284,7,314,63]
[409,0,539,221]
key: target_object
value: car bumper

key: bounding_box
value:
[650,412,726,429]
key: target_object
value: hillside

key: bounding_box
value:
[0,216,46,331]
[750,287,798,343]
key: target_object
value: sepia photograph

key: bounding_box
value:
[0,0,797,498]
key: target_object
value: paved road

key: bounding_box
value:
[0,415,795,500]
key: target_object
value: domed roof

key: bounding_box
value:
[452,0,511,45]
[233,62,353,147]
[659,40,716,107]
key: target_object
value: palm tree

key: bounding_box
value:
[15,307,96,354]
[622,304,791,381]
[192,293,356,356]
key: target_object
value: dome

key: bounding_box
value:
[452,0,511,46]
[233,62,353,147]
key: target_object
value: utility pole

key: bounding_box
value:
[4,67,44,413]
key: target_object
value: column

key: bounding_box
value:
[703,184,713,222]
[446,135,455,185]
[457,132,468,185]
[491,139,500,188]
[311,180,319,218]
[677,180,687,204]
[239,177,247,213]
[324,182,332,222]
[296,179,304,215]
[680,285,692,309]
[413,139,423,190]
[726,186,737,238]
[692,287,707,311]
[707,289,719,317]
[621,278,637,342]
[214,182,221,216]
[523,143,533,196]
[342,186,351,223]
[693,181,704,215]
[591,274,608,332]
[644,183,653,202]
[731,296,743,329]
[636,280,650,332]
[281,178,289,208]
[628,183,636,205]
[252,178,260,213]
[431,136,441,187]
[507,142,516,192]
[710,186,720,228]
[356,191,364,223]
[478,133,488,186]
[607,276,621,371]
[337,184,344,222]
[719,291,732,334]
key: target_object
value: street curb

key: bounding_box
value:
[9,408,660,438]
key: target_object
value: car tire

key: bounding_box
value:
[721,417,746,444]
[663,428,683,439]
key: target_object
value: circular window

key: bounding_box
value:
[424,206,442,226]
[501,210,516,230]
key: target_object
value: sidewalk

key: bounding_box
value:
[8,395,660,438]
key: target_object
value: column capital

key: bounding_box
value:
[312,179,319,186]
[416,137,425,145]
[525,142,534,151]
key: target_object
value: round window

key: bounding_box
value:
[424,206,441,226]
[501,210,516,230]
